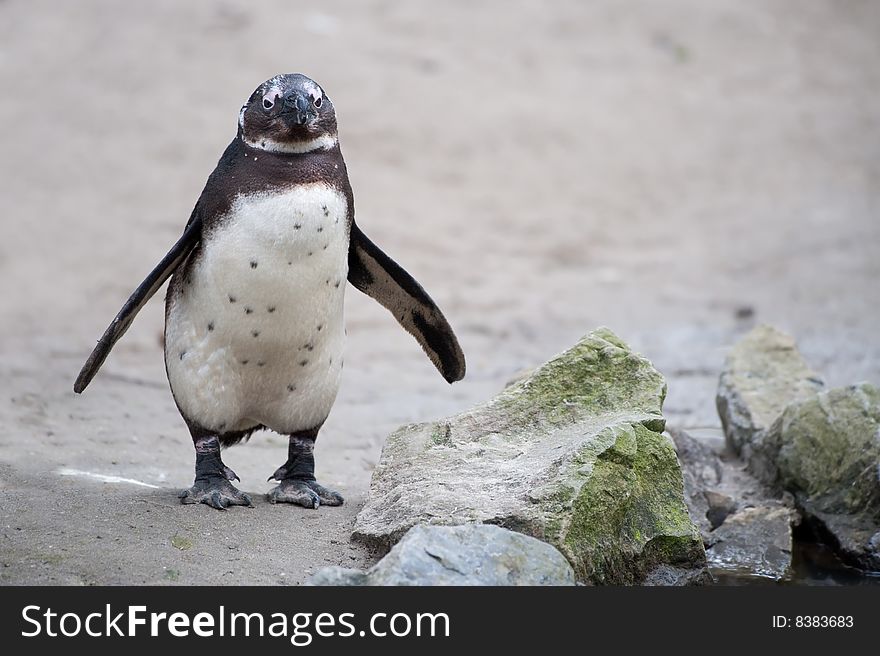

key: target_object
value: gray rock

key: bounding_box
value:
[309,524,575,586]
[353,328,707,585]
[716,326,879,572]
[669,428,723,536]
[307,567,370,586]
[767,383,880,570]
[705,505,795,581]
[670,427,796,581]
[643,564,714,586]
[806,510,880,572]
[704,491,737,530]
[716,325,824,482]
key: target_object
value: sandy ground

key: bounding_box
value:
[0,0,878,585]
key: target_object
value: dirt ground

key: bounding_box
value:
[1,0,877,585]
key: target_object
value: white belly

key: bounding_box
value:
[165,183,349,434]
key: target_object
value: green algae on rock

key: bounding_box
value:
[767,382,880,570]
[716,324,824,483]
[352,327,708,584]
[773,383,880,515]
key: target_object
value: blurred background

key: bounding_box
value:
[1,0,878,584]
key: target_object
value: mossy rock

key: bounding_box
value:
[773,383,880,516]
[353,328,707,584]
[767,383,880,570]
[716,325,824,481]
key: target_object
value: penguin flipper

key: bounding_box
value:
[74,216,203,393]
[347,223,466,383]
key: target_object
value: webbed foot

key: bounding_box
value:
[266,429,344,508]
[266,478,344,508]
[179,475,253,510]
[180,435,251,510]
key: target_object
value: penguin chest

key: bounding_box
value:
[165,183,349,433]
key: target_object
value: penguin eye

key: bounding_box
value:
[313,96,323,108]
[261,89,279,111]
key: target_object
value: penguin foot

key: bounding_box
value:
[179,476,253,510]
[266,479,344,508]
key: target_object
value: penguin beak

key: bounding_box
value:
[282,91,314,127]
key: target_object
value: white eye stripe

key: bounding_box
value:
[257,82,326,112]
[303,81,324,102]
[261,86,282,110]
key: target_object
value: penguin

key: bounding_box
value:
[74,73,466,510]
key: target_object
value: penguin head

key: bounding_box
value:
[238,73,338,153]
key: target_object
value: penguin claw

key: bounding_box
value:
[310,481,344,506]
[223,466,240,482]
[266,479,344,508]
[210,491,228,510]
[179,476,253,510]
[268,464,288,482]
